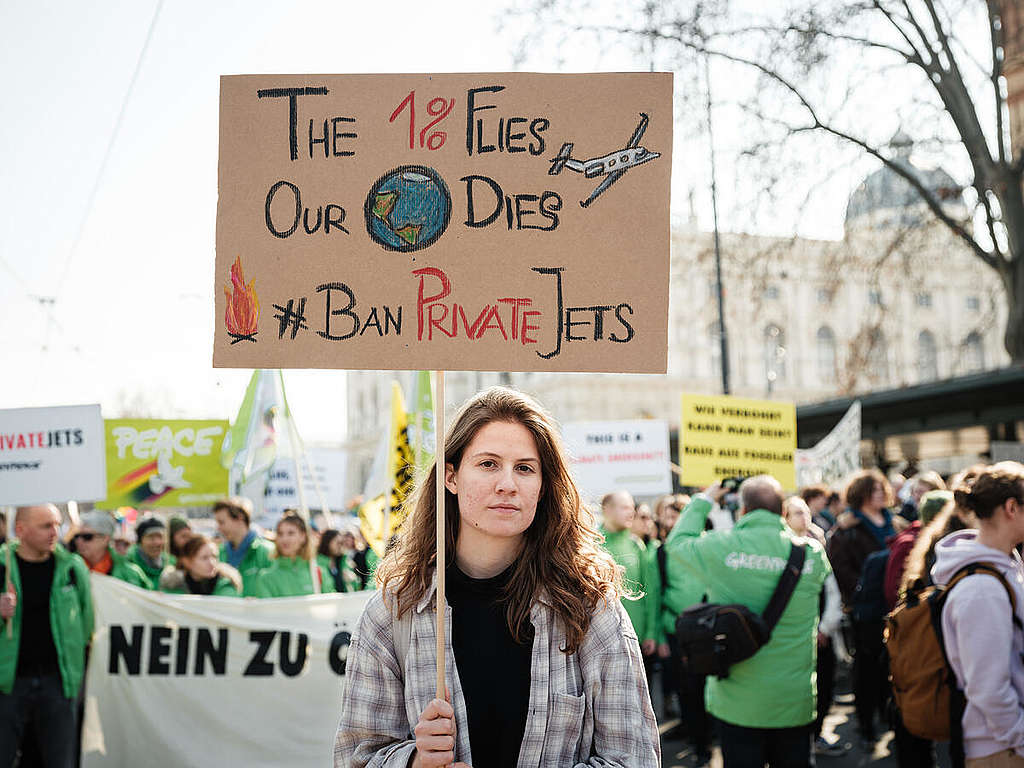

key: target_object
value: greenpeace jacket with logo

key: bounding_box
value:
[0,542,94,698]
[664,495,831,728]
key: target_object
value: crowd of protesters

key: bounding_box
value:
[3,424,1024,767]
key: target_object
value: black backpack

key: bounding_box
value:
[676,543,807,679]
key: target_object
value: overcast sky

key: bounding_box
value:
[0,0,903,441]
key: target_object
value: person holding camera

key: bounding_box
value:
[664,476,831,768]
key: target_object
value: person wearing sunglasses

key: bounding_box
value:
[74,511,152,589]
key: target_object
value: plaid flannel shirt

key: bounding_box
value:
[334,571,660,767]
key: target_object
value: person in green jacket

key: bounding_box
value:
[214,497,274,597]
[665,476,831,768]
[128,514,172,589]
[253,512,335,597]
[598,491,660,652]
[159,534,242,596]
[316,530,359,592]
[0,505,94,767]
[74,511,152,589]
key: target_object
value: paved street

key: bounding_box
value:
[655,663,946,768]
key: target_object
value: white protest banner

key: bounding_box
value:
[264,447,349,517]
[795,401,862,488]
[562,420,672,500]
[0,404,106,505]
[82,575,372,768]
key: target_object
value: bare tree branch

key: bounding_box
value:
[987,0,1008,164]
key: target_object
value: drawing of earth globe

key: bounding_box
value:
[364,165,452,252]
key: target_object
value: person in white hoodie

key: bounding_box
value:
[932,461,1024,767]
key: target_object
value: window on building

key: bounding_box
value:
[867,329,889,382]
[763,285,779,300]
[967,295,981,311]
[917,330,939,382]
[965,332,985,373]
[915,292,932,308]
[868,289,883,306]
[763,324,787,384]
[816,326,836,384]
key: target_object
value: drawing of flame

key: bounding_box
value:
[224,256,259,343]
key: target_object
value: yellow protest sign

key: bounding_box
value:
[679,394,797,490]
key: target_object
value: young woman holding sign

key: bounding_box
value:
[335,387,660,768]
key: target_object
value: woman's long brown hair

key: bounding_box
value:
[375,386,621,654]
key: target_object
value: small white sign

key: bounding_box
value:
[263,448,348,518]
[0,404,107,505]
[562,419,672,501]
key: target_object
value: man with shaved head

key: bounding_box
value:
[664,476,831,768]
[0,504,93,767]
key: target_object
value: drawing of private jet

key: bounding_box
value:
[548,113,661,208]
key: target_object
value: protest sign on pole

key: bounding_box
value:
[0,404,106,506]
[97,419,229,509]
[216,72,672,702]
[263,447,348,519]
[795,401,861,488]
[214,73,672,374]
[81,575,371,768]
[562,419,672,500]
[680,393,797,490]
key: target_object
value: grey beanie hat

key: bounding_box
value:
[80,511,116,538]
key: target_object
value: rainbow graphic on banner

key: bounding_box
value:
[109,461,174,506]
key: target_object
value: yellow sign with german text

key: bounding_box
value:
[680,393,797,489]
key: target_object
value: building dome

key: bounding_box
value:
[845,131,964,230]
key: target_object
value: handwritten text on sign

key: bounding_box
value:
[214,74,672,372]
[680,394,797,489]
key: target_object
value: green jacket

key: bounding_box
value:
[252,557,336,598]
[316,554,359,592]
[665,496,830,728]
[127,545,172,590]
[219,534,274,597]
[599,527,659,643]
[109,549,152,589]
[0,543,94,699]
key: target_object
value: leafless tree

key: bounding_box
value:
[506,0,1024,362]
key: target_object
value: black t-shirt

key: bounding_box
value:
[16,554,59,677]
[185,573,219,595]
[447,563,533,768]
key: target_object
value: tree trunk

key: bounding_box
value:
[1002,257,1024,363]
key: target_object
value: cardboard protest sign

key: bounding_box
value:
[0,405,106,505]
[215,73,672,373]
[97,419,229,509]
[680,394,797,490]
[562,419,672,499]
[795,401,861,487]
[82,575,372,768]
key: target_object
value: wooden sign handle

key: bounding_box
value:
[434,371,446,699]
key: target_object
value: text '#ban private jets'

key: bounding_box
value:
[548,112,661,208]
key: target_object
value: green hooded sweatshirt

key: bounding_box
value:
[0,543,94,699]
[599,527,660,643]
[219,535,274,597]
[108,549,152,590]
[252,557,336,598]
[316,554,359,592]
[127,545,171,590]
[664,496,830,728]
